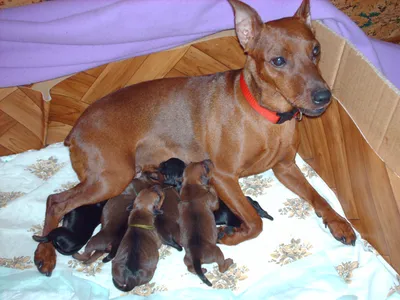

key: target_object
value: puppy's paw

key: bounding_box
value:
[217,226,236,243]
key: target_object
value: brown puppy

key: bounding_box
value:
[35,0,356,276]
[179,160,233,287]
[73,173,157,264]
[127,185,182,252]
[154,187,182,251]
[112,185,165,292]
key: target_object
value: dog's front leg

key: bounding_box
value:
[273,160,356,245]
[212,173,262,245]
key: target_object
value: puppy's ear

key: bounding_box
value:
[126,203,133,212]
[200,175,210,186]
[201,159,214,176]
[152,185,165,208]
[294,0,312,29]
[228,0,263,52]
[153,207,164,215]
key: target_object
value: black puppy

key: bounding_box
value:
[158,158,273,227]
[158,158,186,190]
[215,196,273,227]
[32,201,107,255]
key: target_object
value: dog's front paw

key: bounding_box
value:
[34,243,56,276]
[324,215,356,246]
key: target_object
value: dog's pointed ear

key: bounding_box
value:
[294,0,312,28]
[228,0,263,52]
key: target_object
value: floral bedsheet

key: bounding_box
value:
[0,143,399,299]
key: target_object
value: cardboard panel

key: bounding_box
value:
[314,22,345,88]
[378,101,400,175]
[327,27,400,175]
[333,44,385,138]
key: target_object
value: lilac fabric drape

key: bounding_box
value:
[0,0,399,89]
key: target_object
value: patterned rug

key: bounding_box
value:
[0,143,398,299]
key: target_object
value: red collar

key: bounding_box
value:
[239,72,301,124]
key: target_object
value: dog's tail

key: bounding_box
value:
[64,130,73,147]
[32,234,50,243]
[166,238,183,252]
[193,259,212,287]
[246,196,274,221]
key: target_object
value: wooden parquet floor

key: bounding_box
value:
[0,35,400,273]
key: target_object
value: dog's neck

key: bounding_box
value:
[180,183,210,202]
[128,209,155,227]
[241,63,294,114]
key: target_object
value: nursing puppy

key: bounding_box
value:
[112,185,165,292]
[179,160,233,287]
[159,157,274,229]
[154,187,182,251]
[73,174,156,264]
[32,201,106,256]
[127,185,182,252]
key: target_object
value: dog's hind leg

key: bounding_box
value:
[211,245,233,273]
[212,173,262,245]
[34,154,136,276]
[273,160,356,245]
[82,251,105,265]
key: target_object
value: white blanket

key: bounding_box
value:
[0,143,399,299]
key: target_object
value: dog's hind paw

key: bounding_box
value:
[34,243,56,276]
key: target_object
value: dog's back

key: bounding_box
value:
[179,187,219,248]
[112,185,165,292]
[155,187,182,251]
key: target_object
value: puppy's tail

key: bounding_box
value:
[193,259,212,287]
[246,196,274,221]
[32,234,50,243]
[166,238,183,252]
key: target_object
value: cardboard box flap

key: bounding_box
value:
[316,22,400,176]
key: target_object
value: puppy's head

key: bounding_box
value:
[182,159,214,186]
[112,241,137,292]
[158,157,186,189]
[130,185,165,216]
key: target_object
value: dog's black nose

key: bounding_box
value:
[312,89,331,105]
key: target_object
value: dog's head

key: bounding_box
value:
[182,159,214,186]
[129,185,165,216]
[229,0,331,117]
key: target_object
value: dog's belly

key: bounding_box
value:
[135,137,207,170]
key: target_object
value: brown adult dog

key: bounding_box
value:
[34,0,356,276]
[179,160,233,286]
[73,173,157,264]
[112,185,164,292]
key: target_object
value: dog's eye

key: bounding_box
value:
[271,57,286,67]
[312,45,320,57]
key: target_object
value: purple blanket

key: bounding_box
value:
[0,0,399,89]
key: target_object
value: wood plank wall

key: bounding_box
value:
[0,36,399,273]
